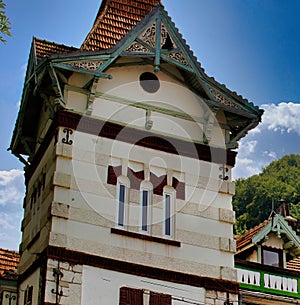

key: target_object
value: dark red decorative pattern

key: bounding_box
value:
[150,173,167,196]
[128,168,145,190]
[107,165,122,185]
[172,178,185,200]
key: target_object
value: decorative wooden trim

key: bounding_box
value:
[56,110,237,166]
[235,259,300,278]
[47,246,239,294]
[111,228,181,247]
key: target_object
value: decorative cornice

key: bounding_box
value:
[47,246,239,294]
[56,110,236,166]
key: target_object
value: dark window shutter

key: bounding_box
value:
[119,287,144,305]
[149,292,172,305]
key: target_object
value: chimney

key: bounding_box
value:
[279,199,298,232]
[279,199,286,217]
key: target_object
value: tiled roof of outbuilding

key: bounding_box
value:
[81,0,161,51]
[0,248,19,279]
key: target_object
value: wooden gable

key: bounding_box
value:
[10,0,263,162]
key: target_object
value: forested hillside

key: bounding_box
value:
[233,154,300,234]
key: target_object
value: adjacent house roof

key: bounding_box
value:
[0,248,19,280]
[236,220,269,251]
[287,257,300,272]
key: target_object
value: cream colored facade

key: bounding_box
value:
[11,2,263,305]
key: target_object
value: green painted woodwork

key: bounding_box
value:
[252,214,300,250]
[236,264,300,299]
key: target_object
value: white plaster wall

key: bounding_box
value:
[262,233,284,249]
[18,269,40,305]
[50,126,236,278]
[81,266,205,305]
[65,64,227,148]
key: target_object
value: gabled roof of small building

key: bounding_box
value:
[236,220,269,251]
[236,214,300,256]
[0,248,19,280]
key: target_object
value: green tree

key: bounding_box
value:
[0,0,11,43]
[233,154,300,234]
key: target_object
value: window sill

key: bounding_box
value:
[111,228,181,247]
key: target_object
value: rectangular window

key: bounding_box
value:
[165,194,171,236]
[118,185,125,227]
[142,190,149,232]
[263,248,282,267]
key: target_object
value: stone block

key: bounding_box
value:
[219,208,235,224]
[219,237,230,252]
[230,239,236,253]
[71,264,83,273]
[51,202,70,219]
[53,172,71,189]
[220,266,237,281]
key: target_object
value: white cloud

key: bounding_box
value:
[0,169,24,206]
[233,157,262,179]
[263,150,277,160]
[0,212,17,230]
[260,102,300,135]
[239,140,257,155]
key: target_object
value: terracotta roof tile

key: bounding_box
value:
[34,38,78,62]
[0,248,20,279]
[81,0,161,51]
[236,220,269,251]
[287,257,300,272]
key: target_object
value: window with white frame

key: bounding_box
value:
[116,176,130,229]
[163,186,175,238]
[140,181,153,234]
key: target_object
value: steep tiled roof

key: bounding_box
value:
[0,248,19,279]
[81,0,161,51]
[287,257,300,272]
[236,220,269,251]
[34,38,78,63]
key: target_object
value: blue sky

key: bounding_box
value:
[1,0,300,250]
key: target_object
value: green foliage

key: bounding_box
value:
[0,0,11,43]
[233,154,300,233]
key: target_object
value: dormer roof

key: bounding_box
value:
[236,214,300,256]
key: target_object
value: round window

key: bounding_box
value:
[139,72,160,93]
